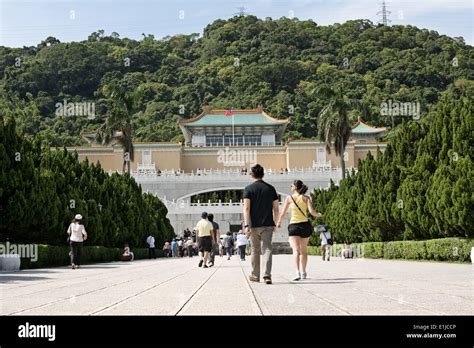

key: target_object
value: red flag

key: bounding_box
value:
[225,109,234,117]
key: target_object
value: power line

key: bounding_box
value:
[377,0,391,26]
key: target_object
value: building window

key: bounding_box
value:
[244,135,261,146]
[142,150,152,165]
[206,135,223,146]
[317,147,326,162]
[224,135,244,146]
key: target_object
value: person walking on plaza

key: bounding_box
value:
[67,214,87,270]
[186,238,194,257]
[178,238,184,257]
[243,164,279,284]
[146,234,156,259]
[223,232,234,260]
[163,241,171,257]
[171,239,178,258]
[320,228,332,261]
[195,212,213,268]
[277,180,322,281]
[236,230,248,261]
[207,213,220,267]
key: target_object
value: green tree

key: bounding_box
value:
[315,84,366,179]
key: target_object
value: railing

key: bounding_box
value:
[163,199,285,212]
[132,167,345,181]
[136,163,157,175]
[189,142,283,147]
[312,160,332,170]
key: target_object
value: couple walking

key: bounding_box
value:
[243,164,322,284]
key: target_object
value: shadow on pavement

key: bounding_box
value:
[313,277,381,281]
[79,265,121,269]
[0,275,51,282]
[268,277,382,285]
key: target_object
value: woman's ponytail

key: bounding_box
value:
[293,180,308,195]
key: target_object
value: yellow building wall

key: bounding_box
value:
[77,152,122,172]
[286,146,317,168]
[255,151,287,171]
[73,143,387,173]
[180,148,287,172]
[181,152,222,171]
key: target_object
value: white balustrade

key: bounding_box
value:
[132,166,347,182]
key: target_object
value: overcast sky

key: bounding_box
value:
[0,0,472,47]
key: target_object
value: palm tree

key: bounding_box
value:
[96,85,142,175]
[315,85,366,179]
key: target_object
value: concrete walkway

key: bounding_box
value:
[0,255,472,315]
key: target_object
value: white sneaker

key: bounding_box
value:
[292,272,301,281]
[301,272,307,279]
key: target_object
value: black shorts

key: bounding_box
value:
[288,221,312,238]
[198,236,212,252]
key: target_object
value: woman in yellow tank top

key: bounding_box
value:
[276,180,322,281]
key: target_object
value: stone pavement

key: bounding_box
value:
[0,255,472,315]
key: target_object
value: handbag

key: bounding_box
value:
[321,230,333,245]
[66,224,72,243]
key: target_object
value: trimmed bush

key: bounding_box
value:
[307,238,472,262]
[425,238,474,262]
[383,240,426,260]
[307,246,320,256]
[361,242,384,258]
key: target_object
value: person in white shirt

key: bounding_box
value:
[320,229,332,261]
[146,234,156,259]
[236,230,248,261]
[67,214,87,270]
[177,238,184,257]
[185,238,194,257]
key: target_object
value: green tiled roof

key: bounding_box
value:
[184,113,285,126]
[352,123,385,134]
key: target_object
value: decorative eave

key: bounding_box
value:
[179,106,288,126]
[179,107,288,145]
[351,118,387,134]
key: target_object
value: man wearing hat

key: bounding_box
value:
[194,212,213,268]
[67,214,88,270]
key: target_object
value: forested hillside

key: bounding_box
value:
[1,16,473,146]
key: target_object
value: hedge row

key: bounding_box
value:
[0,244,165,269]
[307,238,473,262]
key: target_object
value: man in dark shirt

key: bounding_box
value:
[208,213,220,267]
[243,164,279,284]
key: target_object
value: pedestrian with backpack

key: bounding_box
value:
[223,232,234,260]
[318,226,332,261]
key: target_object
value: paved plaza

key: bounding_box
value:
[0,256,472,315]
